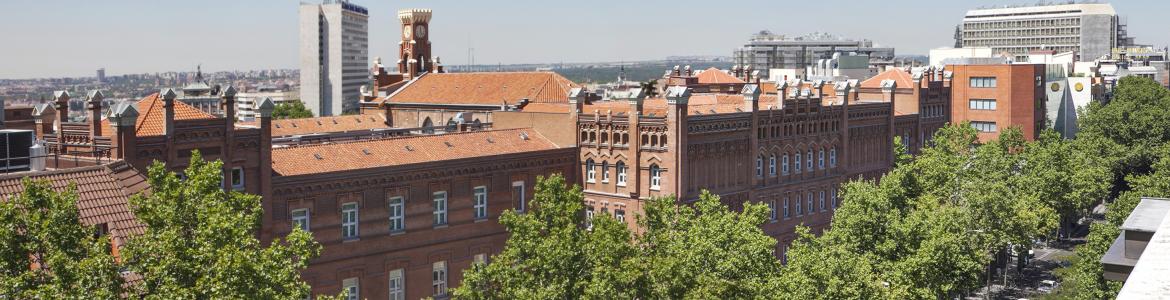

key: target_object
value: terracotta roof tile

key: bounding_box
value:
[695,67,745,85]
[0,161,147,241]
[100,93,217,137]
[860,69,914,89]
[241,114,390,137]
[384,72,579,106]
[271,129,561,176]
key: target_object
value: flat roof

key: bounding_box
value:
[1117,198,1170,299]
[1121,198,1170,233]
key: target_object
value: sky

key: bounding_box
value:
[1,0,1167,79]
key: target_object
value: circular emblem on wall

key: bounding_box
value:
[1050,82,1061,92]
[1075,82,1084,92]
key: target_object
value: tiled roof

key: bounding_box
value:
[100,93,217,137]
[695,67,745,85]
[860,69,914,89]
[242,114,390,137]
[384,72,579,106]
[271,128,560,176]
[0,161,148,241]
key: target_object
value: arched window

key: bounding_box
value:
[806,150,813,171]
[818,149,825,169]
[589,132,596,142]
[600,132,608,144]
[581,131,588,142]
[794,152,802,173]
[612,132,620,144]
[769,154,777,176]
[830,147,837,167]
[622,133,629,145]
[755,156,764,178]
[661,135,668,147]
[586,159,596,183]
[650,164,662,190]
[651,135,659,147]
[616,162,628,186]
[641,133,649,145]
[422,117,434,134]
[601,161,610,183]
[782,154,790,175]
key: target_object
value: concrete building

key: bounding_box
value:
[300,0,369,116]
[1100,197,1170,299]
[804,53,876,82]
[96,68,106,83]
[930,47,994,67]
[237,90,298,122]
[733,31,895,80]
[956,3,1131,62]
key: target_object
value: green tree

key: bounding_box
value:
[122,152,321,299]
[273,101,314,119]
[1018,130,1111,238]
[893,135,913,167]
[0,179,124,299]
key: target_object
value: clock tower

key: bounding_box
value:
[398,9,432,79]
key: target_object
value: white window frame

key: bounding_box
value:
[819,190,826,211]
[473,186,488,220]
[795,196,802,216]
[341,202,359,240]
[783,197,790,219]
[782,154,790,175]
[601,161,610,183]
[831,189,838,209]
[388,196,404,233]
[586,159,596,183]
[806,192,814,214]
[433,191,448,226]
[513,181,526,212]
[829,148,837,167]
[615,209,625,224]
[768,200,777,221]
[818,150,825,169]
[969,98,997,110]
[432,261,448,297]
[230,167,244,190]
[650,165,662,190]
[806,151,813,171]
[769,155,777,176]
[616,162,628,186]
[794,153,802,173]
[388,269,404,300]
[755,156,764,178]
[342,277,359,300]
[291,208,310,232]
[585,205,595,230]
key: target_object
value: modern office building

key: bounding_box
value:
[300,0,369,116]
[956,3,1132,62]
[947,63,1047,142]
[96,68,106,83]
[733,31,895,80]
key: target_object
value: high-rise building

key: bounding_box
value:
[733,31,895,81]
[96,68,106,83]
[300,0,369,116]
[956,3,1132,62]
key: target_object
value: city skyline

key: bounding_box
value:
[2,0,1168,79]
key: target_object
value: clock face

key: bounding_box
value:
[415,25,427,38]
[402,26,412,39]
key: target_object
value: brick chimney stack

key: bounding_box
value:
[107,102,138,159]
[87,91,105,137]
[53,91,70,125]
[161,88,177,136]
[776,80,789,109]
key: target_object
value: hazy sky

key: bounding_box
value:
[1,0,1167,79]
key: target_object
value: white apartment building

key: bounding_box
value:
[957,3,1131,62]
[300,0,369,116]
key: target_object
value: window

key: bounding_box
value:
[342,277,359,300]
[969,99,997,110]
[971,121,997,133]
[818,150,825,169]
[388,269,404,300]
[586,159,596,183]
[388,196,404,232]
[432,261,448,297]
[230,167,244,190]
[615,209,625,224]
[473,186,488,220]
[819,191,826,211]
[829,148,837,167]
[795,196,802,216]
[585,205,595,229]
[783,197,790,218]
[831,189,838,209]
[782,154,790,175]
[794,153,802,173]
[341,202,358,240]
[650,165,662,190]
[806,192,814,214]
[602,161,610,183]
[806,151,813,171]
[291,208,310,232]
[433,191,447,226]
[768,200,777,221]
[756,156,764,178]
[474,253,487,265]
[513,181,526,212]
[769,155,777,176]
[969,77,997,88]
[616,162,628,186]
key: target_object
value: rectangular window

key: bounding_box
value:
[473,186,488,220]
[433,191,447,226]
[230,167,244,190]
[602,163,610,183]
[769,156,777,176]
[782,155,790,175]
[806,151,813,171]
[819,191,826,211]
[807,193,814,214]
[615,209,626,224]
[341,202,359,240]
[829,148,837,167]
[831,189,838,209]
[586,161,596,183]
[650,167,662,189]
[291,208,310,232]
[388,269,404,300]
[818,151,825,169]
[585,205,595,229]
[388,196,404,232]
[432,261,448,297]
[512,181,526,212]
[474,253,487,265]
[768,200,777,221]
[795,196,802,216]
[795,154,802,173]
[342,277,359,300]
[617,164,628,186]
[971,121,998,133]
[968,99,997,110]
[783,197,790,218]
[969,77,997,88]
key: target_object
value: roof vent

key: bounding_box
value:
[275,124,282,128]
[444,141,453,147]
[333,119,339,124]
[316,121,322,126]
[313,153,323,160]
[486,137,495,143]
[291,123,298,128]
[519,132,529,140]
[405,145,414,151]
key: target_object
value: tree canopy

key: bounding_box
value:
[273,101,314,119]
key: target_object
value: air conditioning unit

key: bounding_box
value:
[0,129,34,173]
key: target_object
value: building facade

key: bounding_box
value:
[957,3,1130,62]
[948,64,1046,142]
[733,31,895,79]
[300,0,369,116]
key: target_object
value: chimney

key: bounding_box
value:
[567,87,587,114]
[161,88,177,135]
[433,56,444,73]
[221,85,237,120]
[880,79,898,103]
[107,102,139,159]
[742,84,760,112]
[833,81,852,105]
[673,65,681,76]
[255,97,275,209]
[53,91,70,125]
[624,88,646,114]
[775,80,789,109]
[32,103,56,138]
[810,80,826,101]
[87,90,105,137]
[684,65,692,76]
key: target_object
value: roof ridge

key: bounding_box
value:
[272,128,535,151]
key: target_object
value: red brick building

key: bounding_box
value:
[947,64,1046,142]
